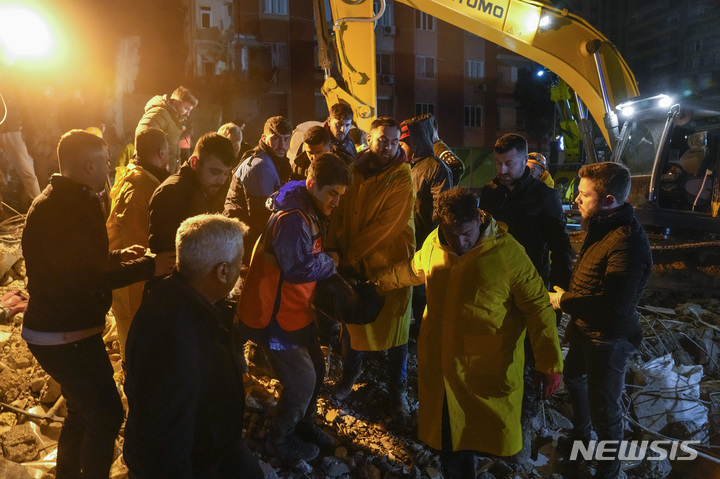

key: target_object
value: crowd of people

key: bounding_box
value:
[13,85,651,479]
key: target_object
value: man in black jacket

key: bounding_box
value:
[21,130,174,479]
[479,133,573,465]
[148,132,236,256]
[125,214,263,479]
[550,162,651,479]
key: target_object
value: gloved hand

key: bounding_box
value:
[548,286,565,310]
[534,370,562,399]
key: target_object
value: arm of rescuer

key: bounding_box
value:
[271,210,336,284]
[373,241,429,291]
[510,242,564,398]
[549,233,651,325]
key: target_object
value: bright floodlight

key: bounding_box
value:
[657,95,673,108]
[620,106,634,118]
[536,70,545,77]
[539,16,551,28]
[0,6,53,59]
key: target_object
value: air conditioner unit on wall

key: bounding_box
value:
[382,25,396,37]
[381,74,395,85]
[475,83,487,93]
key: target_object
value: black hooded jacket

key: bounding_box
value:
[404,114,452,246]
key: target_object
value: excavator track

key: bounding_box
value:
[569,231,720,295]
[648,237,720,294]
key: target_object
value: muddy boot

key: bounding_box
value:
[333,368,361,401]
[389,379,410,420]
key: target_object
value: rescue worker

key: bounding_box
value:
[289,125,332,181]
[223,116,293,265]
[124,215,263,478]
[399,113,452,338]
[21,130,174,479]
[324,102,357,161]
[106,128,170,359]
[238,154,353,461]
[479,133,573,464]
[147,132,235,288]
[374,187,563,479]
[328,117,415,418]
[549,162,652,479]
[527,152,555,188]
[135,86,198,174]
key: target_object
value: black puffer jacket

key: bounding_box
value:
[479,168,573,289]
[404,114,452,246]
[560,203,652,339]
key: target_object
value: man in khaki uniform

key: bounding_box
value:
[107,128,170,358]
[328,117,415,417]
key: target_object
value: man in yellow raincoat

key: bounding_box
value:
[375,187,563,478]
[107,128,171,359]
[328,117,415,417]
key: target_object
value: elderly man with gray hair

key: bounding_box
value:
[124,214,263,479]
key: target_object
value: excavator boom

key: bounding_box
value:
[317,0,639,144]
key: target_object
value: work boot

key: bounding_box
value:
[266,432,320,461]
[389,379,410,420]
[333,369,361,401]
[295,420,334,448]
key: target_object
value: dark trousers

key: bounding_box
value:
[440,395,481,478]
[340,326,408,384]
[263,335,325,438]
[564,329,636,479]
[28,334,124,479]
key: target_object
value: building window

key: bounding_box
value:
[200,6,211,28]
[415,103,435,116]
[464,105,482,128]
[374,0,394,27]
[264,0,288,15]
[265,42,288,69]
[497,66,518,86]
[416,56,435,79]
[377,52,393,75]
[416,11,435,31]
[466,60,484,79]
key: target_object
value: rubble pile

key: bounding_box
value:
[0,225,719,476]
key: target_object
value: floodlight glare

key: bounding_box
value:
[0,6,53,60]
[657,95,673,108]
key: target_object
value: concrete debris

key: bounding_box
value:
[2,253,720,478]
[0,424,38,463]
[0,456,33,479]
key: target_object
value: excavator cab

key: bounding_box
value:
[613,96,720,235]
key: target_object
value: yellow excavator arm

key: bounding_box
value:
[316,0,639,146]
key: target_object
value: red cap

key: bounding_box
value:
[399,121,410,143]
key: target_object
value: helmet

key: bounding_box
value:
[526,152,547,171]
